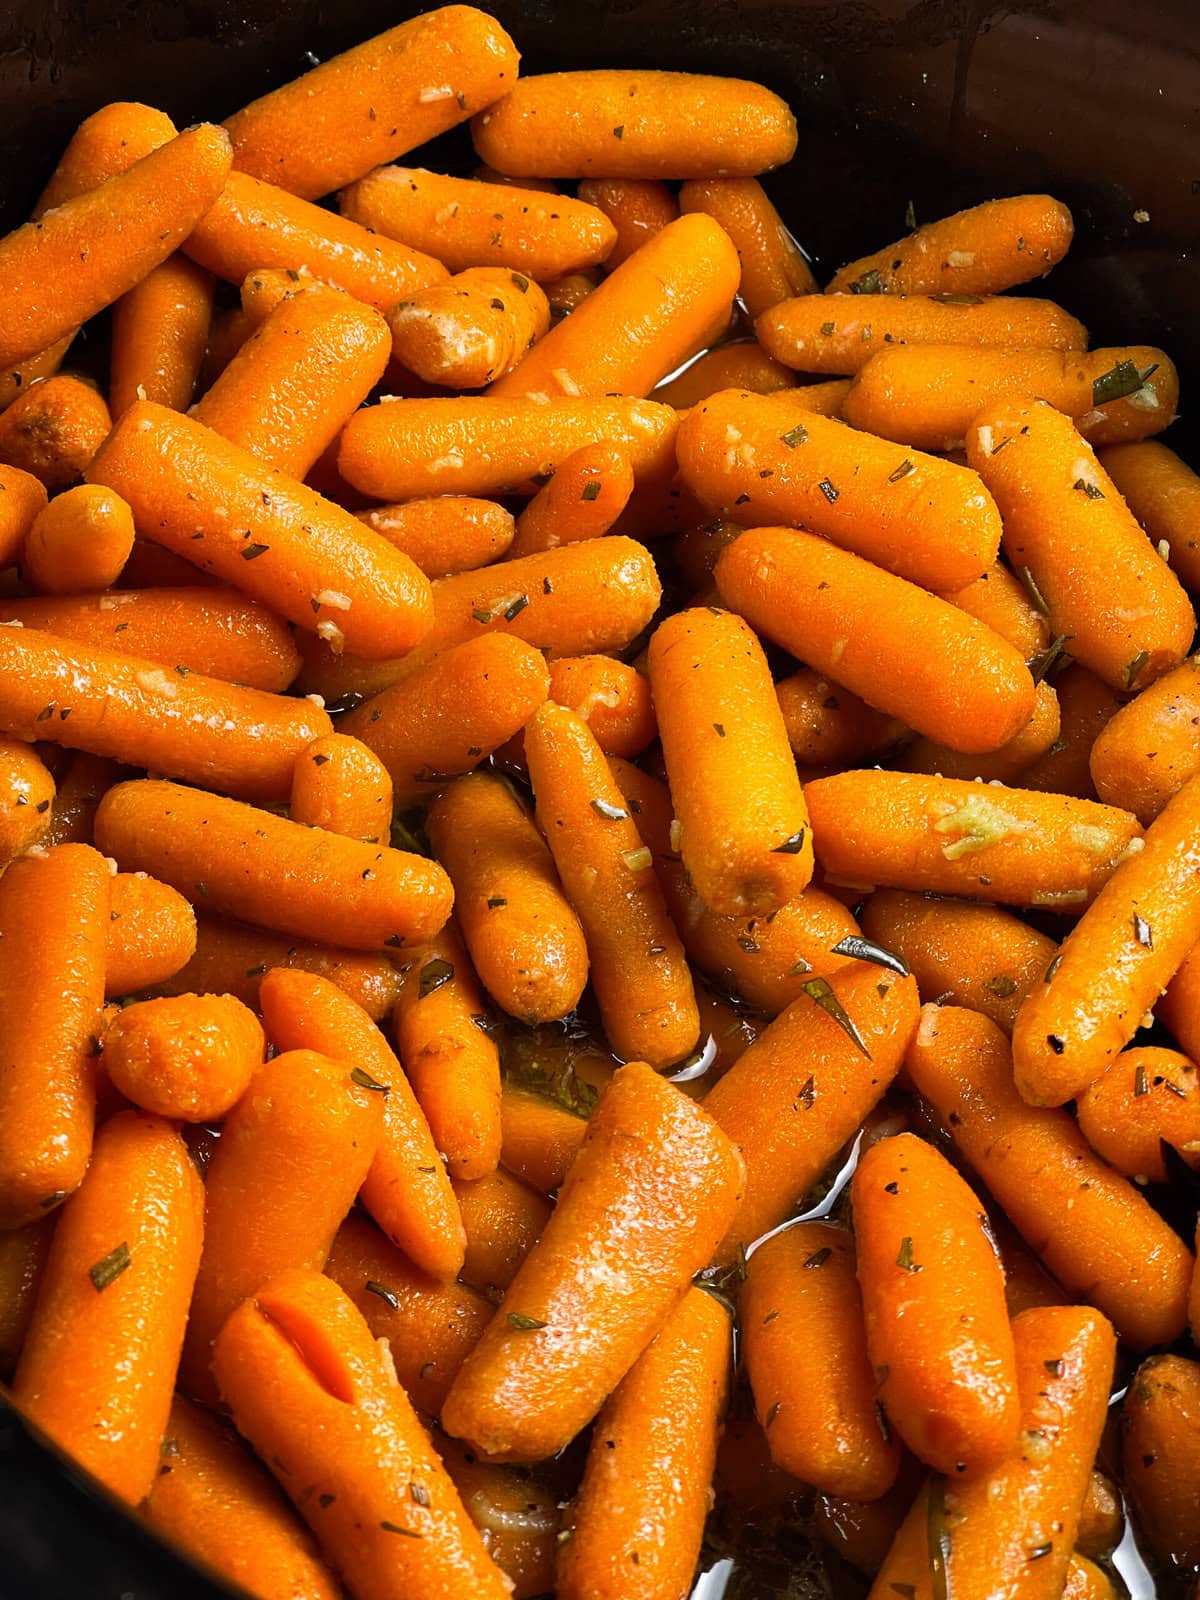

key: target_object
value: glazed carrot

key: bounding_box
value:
[1160,941,1200,1062]
[213,1269,511,1599]
[509,441,636,558]
[23,485,135,594]
[338,634,550,805]
[0,339,73,415]
[341,166,615,278]
[1121,1354,1200,1572]
[860,891,1057,1033]
[426,773,589,1025]
[393,920,502,1180]
[1064,1556,1118,1600]
[388,267,551,389]
[290,732,392,846]
[179,1047,383,1402]
[194,289,390,479]
[576,177,677,267]
[13,1111,203,1504]
[853,1133,1019,1475]
[34,101,177,213]
[0,1217,54,1379]
[357,496,515,578]
[757,291,1086,374]
[654,341,798,409]
[681,389,1001,592]
[225,7,518,196]
[942,560,1052,659]
[1100,439,1200,593]
[828,194,1074,296]
[142,1396,340,1600]
[199,305,256,388]
[0,374,112,491]
[490,214,739,400]
[967,397,1193,691]
[1090,654,1200,821]
[40,752,118,848]
[991,1213,1067,1317]
[1021,665,1123,800]
[109,255,214,415]
[523,701,698,1066]
[453,1166,552,1292]
[436,1433,562,1599]
[88,402,434,659]
[649,606,814,911]
[843,344,1176,450]
[867,1305,1115,1600]
[547,655,655,758]
[775,667,904,767]
[1012,773,1200,1106]
[105,871,197,996]
[0,587,301,691]
[1076,1471,1123,1560]
[716,527,1033,754]
[0,736,54,863]
[703,962,920,1254]
[680,177,817,314]
[101,993,264,1121]
[741,1222,900,1497]
[557,1285,730,1600]
[325,1215,492,1415]
[804,770,1143,910]
[813,1472,922,1577]
[259,967,464,1280]
[473,164,561,192]
[94,779,452,951]
[900,679,1062,784]
[339,393,676,502]
[905,1005,1193,1347]
[542,270,599,318]
[237,264,342,325]
[1074,1046,1200,1181]
[0,463,46,567]
[472,70,797,178]
[0,124,233,370]
[442,1060,743,1461]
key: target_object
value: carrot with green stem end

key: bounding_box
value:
[547,656,655,758]
[680,177,816,314]
[1021,664,1123,800]
[0,736,54,863]
[1121,1354,1200,1573]
[0,464,46,567]
[509,442,635,558]
[577,177,677,267]
[899,679,1062,785]
[453,1167,551,1293]
[1075,1046,1200,1182]
[654,342,799,409]
[110,255,213,416]
[942,561,1052,659]
[23,486,135,594]
[105,872,196,996]
[1100,439,1200,593]
[1090,654,1200,822]
[357,497,514,579]
[774,667,904,768]
[101,993,264,1122]
[0,374,112,491]
[387,268,550,389]
[905,1004,1193,1347]
[0,1217,54,1379]
[13,1111,203,1504]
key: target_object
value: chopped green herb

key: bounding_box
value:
[796,1074,816,1109]
[986,975,1019,998]
[504,594,529,621]
[888,458,916,483]
[1073,477,1105,500]
[1029,635,1070,686]
[1125,649,1150,689]
[1134,1063,1149,1097]
[1044,1359,1064,1377]
[511,272,529,292]
[804,1246,832,1269]
[350,1066,390,1094]
[1027,1544,1053,1562]
[507,1311,548,1331]
[590,798,628,820]
[380,1521,422,1538]
[800,976,871,1058]
[764,1401,781,1428]
[817,477,839,502]
[904,199,917,230]
[928,1475,952,1600]
[830,934,908,977]
[89,1242,131,1292]
[713,722,726,737]
[896,1237,920,1272]
[1092,358,1145,406]
[409,1482,431,1507]
[365,1279,399,1310]
[819,321,836,337]
[240,542,270,561]
[1044,952,1063,982]
[773,829,806,854]
[780,423,809,448]
[581,480,602,501]
[487,896,507,909]
[419,958,454,998]
[612,124,625,139]
[848,268,884,294]
[1018,565,1051,617]
[472,607,493,624]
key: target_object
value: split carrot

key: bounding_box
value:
[680,388,1002,592]
[899,679,1062,785]
[87,401,434,660]
[105,871,197,996]
[0,1217,54,1380]
[0,374,112,491]
[23,485,135,594]
[1075,1046,1200,1181]
[472,70,798,179]
[1121,1354,1200,1572]
[740,1221,900,1497]
[576,177,677,267]
[1021,664,1123,800]
[1090,654,1200,822]
[556,1286,731,1600]
[387,267,551,389]
[441,1059,743,1461]
[0,463,47,567]
[101,992,264,1122]
[94,779,453,951]
[452,1166,551,1293]
[356,496,515,578]
[942,560,1051,659]
[0,736,55,863]
[680,177,817,314]
[40,752,119,848]
[774,667,904,768]
[426,772,589,1025]
[827,194,1074,296]
[546,655,655,757]
[109,255,214,415]
[654,341,799,409]
[905,1004,1194,1347]
[509,441,636,558]
[13,1110,204,1504]
[1100,438,1200,593]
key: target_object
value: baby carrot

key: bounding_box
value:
[472,70,798,178]
[13,1110,204,1504]
[393,920,502,1181]
[0,339,72,415]
[40,752,118,848]
[1076,1471,1123,1561]
[899,679,1062,785]
[0,374,112,491]
[341,166,615,279]
[813,1473,921,1578]
[716,526,1034,754]
[860,891,1057,1034]
[680,177,817,314]
[1090,654,1200,822]
[388,268,550,389]
[906,1004,1194,1347]
[194,289,390,479]
[1022,665,1123,800]
[199,305,256,388]
[524,701,699,1066]
[500,1087,589,1196]
[357,496,515,578]
[109,255,214,415]
[453,1166,551,1293]
[1075,1046,1200,1182]
[547,655,655,758]
[213,1269,512,1599]
[225,7,519,197]
[23,485,135,594]
[853,1133,1019,1475]
[436,1434,562,1598]
[94,779,452,951]
[442,1059,743,1461]
[649,605,814,912]
[543,270,599,318]
[1012,773,1200,1106]
[828,194,1074,296]
[34,101,177,214]
[703,962,921,1253]
[576,177,677,267]
[87,402,434,660]
[101,993,264,1122]
[1161,942,1200,1064]
[0,736,55,864]
[105,871,197,996]
[338,633,550,805]
[654,341,799,409]
[1121,1354,1200,1572]
[426,772,589,1025]
[290,733,392,846]
[680,389,1002,592]
[775,667,904,768]
[509,441,636,558]
[325,1215,491,1414]
[804,770,1143,911]
[0,463,47,567]
[142,1396,340,1600]
[490,214,740,400]
[258,967,465,1282]
[757,291,1086,374]
[556,1285,731,1600]
[1100,439,1200,593]
[967,396,1193,692]
[942,560,1051,659]
[740,1221,900,1498]
[179,1047,384,1402]
[0,1217,53,1379]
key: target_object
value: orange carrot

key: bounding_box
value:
[1121,1354,1200,1573]
[1100,439,1200,594]
[1090,654,1200,822]
[101,992,264,1121]
[105,871,197,996]
[899,679,1062,785]
[1161,942,1200,1063]
[775,667,904,768]
[1019,664,1125,801]
[680,177,817,314]
[0,1217,54,1379]
[452,1166,551,1293]
[0,736,55,863]
[0,374,113,491]
[34,101,178,214]
[1076,1471,1123,1561]
[23,485,135,594]
[199,304,257,388]
[942,560,1052,659]
[654,341,799,409]
[387,267,550,389]
[576,177,677,268]
[110,254,214,415]
[542,270,599,318]
[356,496,515,578]
[813,1472,922,1577]
[436,1431,562,1599]
[0,339,73,415]
[547,655,655,758]
[289,732,393,847]
[1074,1046,1200,1182]
[39,752,118,848]
[0,463,47,567]
[509,441,636,558]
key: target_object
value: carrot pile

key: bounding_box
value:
[0,10,1198,1600]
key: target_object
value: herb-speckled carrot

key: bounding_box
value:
[0,374,112,491]
[1121,1354,1200,1573]
[290,733,393,845]
[101,992,264,1122]
[1074,1046,1200,1183]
